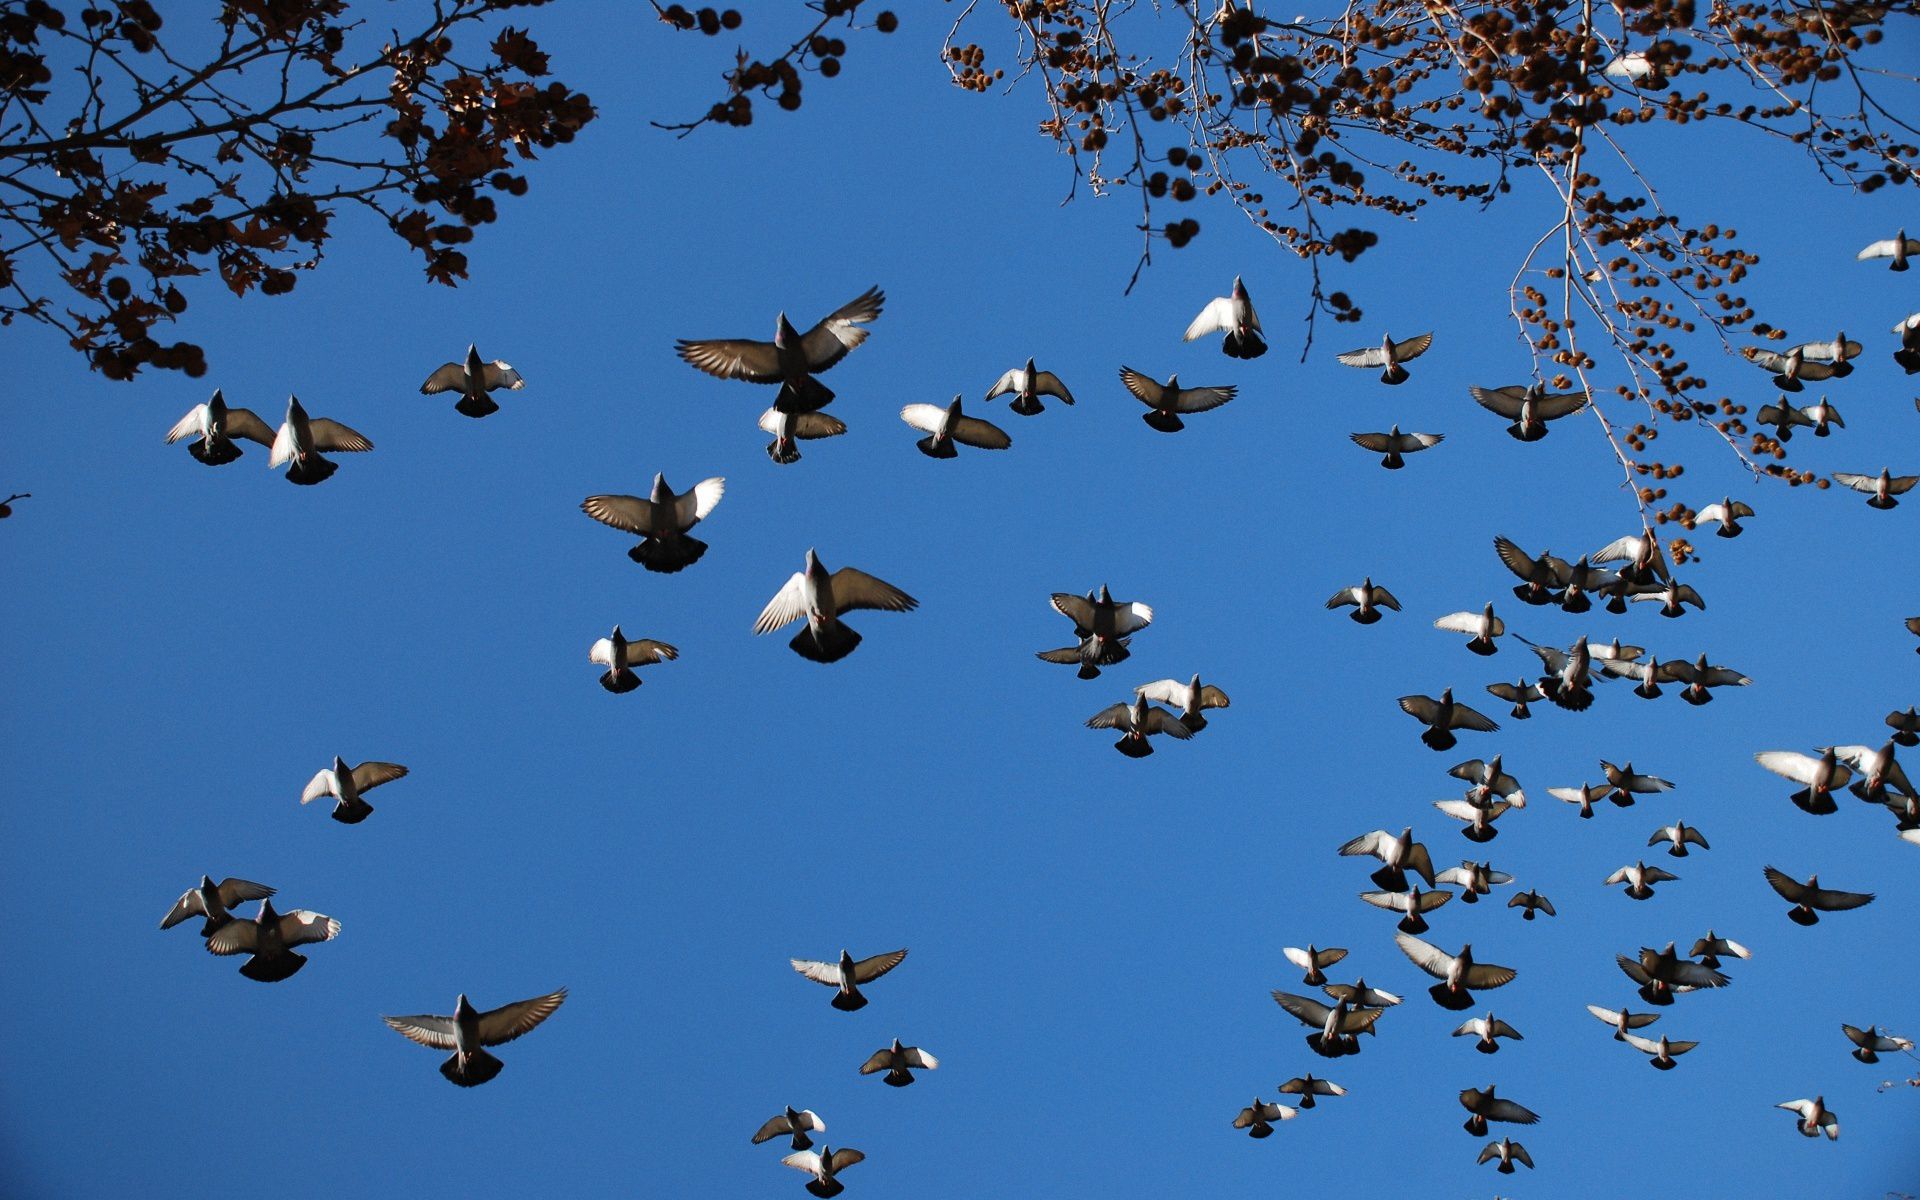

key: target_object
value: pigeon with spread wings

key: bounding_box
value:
[754,1107,826,1152]
[1087,696,1192,757]
[1232,1099,1297,1137]
[1468,383,1588,440]
[1831,468,1918,509]
[300,756,408,825]
[1857,228,1919,270]
[1337,331,1432,384]
[1396,933,1517,1010]
[1459,1085,1538,1136]
[205,900,339,982]
[676,286,883,413]
[1133,675,1229,732]
[755,550,916,663]
[1764,866,1874,925]
[1117,367,1236,432]
[1184,276,1266,358]
[166,391,276,465]
[760,408,847,465]
[160,875,275,938]
[783,1147,864,1197]
[859,1038,938,1087]
[985,358,1076,415]
[419,344,525,418]
[587,626,677,693]
[381,988,566,1087]
[1399,689,1500,751]
[269,397,372,486]
[900,397,1011,459]
[791,949,908,1012]
[581,474,725,573]
[1350,426,1443,469]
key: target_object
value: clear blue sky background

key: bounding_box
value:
[3,4,1918,1197]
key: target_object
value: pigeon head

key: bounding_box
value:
[207,389,227,414]
[1164,374,1180,392]
[1023,356,1037,377]
[255,899,279,924]
[945,395,964,419]
[331,755,349,774]
[774,312,799,347]
[649,474,673,504]
[198,874,217,891]
[1097,584,1114,605]
[1232,275,1247,298]
[837,948,855,972]
[285,395,308,421]
[807,549,828,581]
[610,624,625,641]
[891,1037,906,1053]
[465,344,483,372]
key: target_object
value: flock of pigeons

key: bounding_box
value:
[145,244,1919,1188]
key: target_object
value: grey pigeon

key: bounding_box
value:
[269,396,372,485]
[859,1038,938,1087]
[1350,425,1442,469]
[1857,229,1919,270]
[985,358,1076,415]
[791,949,907,1011]
[1399,689,1499,751]
[759,408,847,465]
[1832,468,1918,509]
[1458,1084,1538,1136]
[300,756,408,825]
[587,626,677,693]
[581,474,725,573]
[676,286,883,412]
[1184,276,1266,358]
[1117,367,1235,432]
[160,875,274,938]
[754,550,916,662]
[1396,932,1517,1010]
[1468,383,1588,440]
[165,391,275,465]
[205,899,339,982]
[1764,866,1874,925]
[381,988,566,1086]
[1086,696,1192,757]
[754,1107,826,1151]
[1232,1098,1297,1137]
[900,396,1011,458]
[782,1147,864,1197]
[1337,331,1432,384]
[419,344,524,417]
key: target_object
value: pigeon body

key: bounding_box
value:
[419,344,524,417]
[1396,932,1517,1010]
[1487,678,1544,720]
[791,949,907,1011]
[1327,578,1401,624]
[1587,1003,1660,1041]
[1693,498,1753,537]
[1435,604,1505,655]
[1232,1099,1297,1137]
[1458,1084,1538,1137]
[1831,468,1918,509]
[1478,1137,1534,1173]
[984,358,1075,415]
[1271,991,1384,1058]
[1277,1074,1346,1108]
[1037,632,1131,680]
[1550,782,1615,819]
[1337,332,1432,384]
[1618,942,1727,1005]
[300,756,408,825]
[165,391,275,465]
[1649,822,1709,857]
[859,1037,937,1087]
[1339,826,1437,893]
[754,1107,826,1151]
[1086,696,1192,757]
[1283,945,1348,987]
[1605,861,1679,900]
[1623,1031,1696,1069]
[1434,861,1514,904]
[587,626,677,693]
[1777,1097,1839,1139]
[1469,383,1588,440]
[1133,675,1229,732]
[1117,367,1235,432]
[782,1146,865,1197]
[1755,749,1853,815]
[1184,277,1266,358]
[1764,866,1874,924]
[755,550,916,662]
[381,989,566,1086]
[1841,1023,1913,1064]
[1399,688,1499,752]
[1453,1012,1523,1054]
[1745,345,1838,391]
[1350,425,1443,469]
[1359,884,1453,934]
[581,474,724,573]
[900,396,1010,458]
[268,397,372,485]
[759,407,847,464]
[160,875,274,938]
[1857,229,1919,270]
[1507,889,1555,920]
[676,287,883,412]
[205,899,339,982]
[1688,930,1751,969]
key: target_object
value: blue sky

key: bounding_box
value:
[3,4,1919,1197]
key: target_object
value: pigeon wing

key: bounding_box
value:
[899,404,947,435]
[949,415,1012,449]
[1393,932,1456,980]
[581,495,655,536]
[276,910,341,947]
[420,363,467,394]
[1391,333,1434,360]
[382,1013,459,1049]
[677,337,782,382]
[1183,296,1236,340]
[224,408,276,446]
[828,569,917,616]
[1118,367,1164,406]
[851,949,908,984]
[800,286,884,371]
[1169,385,1236,414]
[754,574,811,635]
[350,762,408,792]
[306,419,373,453]
[790,959,844,987]
[476,989,568,1045]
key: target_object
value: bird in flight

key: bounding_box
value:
[205,899,339,982]
[381,988,567,1087]
[580,474,725,573]
[269,397,372,485]
[1337,331,1432,384]
[984,358,1076,415]
[790,948,908,1011]
[160,875,275,938]
[419,344,525,418]
[676,286,883,412]
[1117,367,1236,433]
[165,391,275,465]
[1183,276,1266,358]
[300,756,408,825]
[754,549,917,663]
[899,396,1011,459]
[587,626,678,693]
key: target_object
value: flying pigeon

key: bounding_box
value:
[1283,945,1348,987]
[1894,311,1920,372]
[900,396,1011,458]
[418,344,524,417]
[782,1147,865,1197]
[1649,822,1709,857]
[1744,345,1838,392]
[1453,1012,1523,1054]
[381,988,566,1086]
[1270,991,1384,1058]
[1623,1031,1696,1069]
[1617,943,1727,1005]
[1232,1099,1298,1137]
[1549,782,1615,819]
[984,358,1076,415]
[1037,632,1131,680]
[1395,932,1517,1010]
[205,899,339,982]
[580,474,725,573]
[1692,498,1753,537]
[859,1038,938,1087]
[755,549,917,662]
[1794,333,1864,377]
[1276,1074,1347,1108]
[1667,655,1751,706]
[300,756,408,825]
[1586,1004,1660,1041]
[1117,367,1236,432]
[1338,826,1438,892]
[1777,1097,1839,1139]
[1891,706,1920,746]
[268,397,372,485]
[165,391,276,465]
[1841,1023,1913,1064]
[1507,890,1555,920]
[759,407,847,465]
[1688,930,1751,969]
[1857,229,1919,270]
[1458,1084,1538,1137]
[1086,696,1193,757]
[1756,398,1843,440]
[1399,689,1500,751]
[1493,536,1564,605]
[1133,675,1230,732]
[1486,678,1545,720]
[791,949,908,1011]
[1327,579,1401,624]
[1337,331,1432,384]
[676,286,883,412]
[1604,861,1680,900]
[1477,1138,1535,1173]
[1183,276,1266,358]
[1359,885,1454,935]
[1321,980,1402,1008]
[1434,604,1505,655]
[1450,757,1524,807]
[1754,749,1853,815]
[754,1107,826,1152]
[1831,468,1918,509]
[587,626,678,693]
[1350,426,1443,469]
[1052,586,1152,645]
[1602,761,1673,801]
[1434,861,1514,904]
[1468,383,1589,440]
[1834,741,1916,802]
[160,875,275,938]
[1434,797,1513,843]
[1763,866,1874,925]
